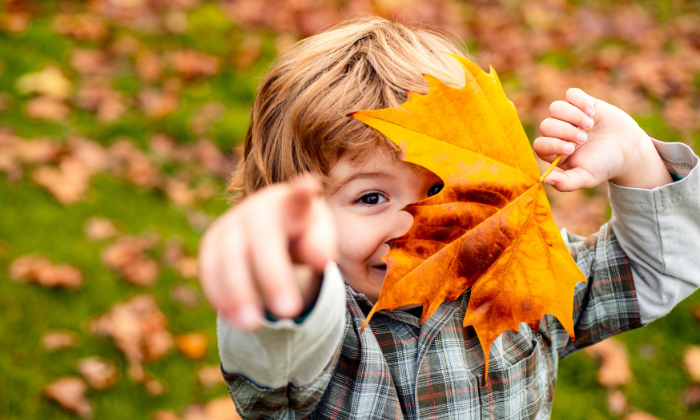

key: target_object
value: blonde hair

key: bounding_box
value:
[228,15,470,199]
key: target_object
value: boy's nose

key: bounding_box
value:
[392,209,414,240]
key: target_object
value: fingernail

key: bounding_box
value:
[543,178,555,186]
[576,131,587,144]
[582,117,594,129]
[235,305,261,330]
[565,143,576,154]
[585,107,595,117]
[272,294,298,316]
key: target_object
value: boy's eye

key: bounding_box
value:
[357,192,387,205]
[428,183,444,197]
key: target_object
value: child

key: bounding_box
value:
[199,16,700,419]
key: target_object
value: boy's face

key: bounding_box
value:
[325,148,443,303]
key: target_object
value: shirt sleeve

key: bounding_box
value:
[608,139,700,324]
[217,261,346,418]
[552,139,700,358]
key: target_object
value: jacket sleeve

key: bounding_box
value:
[217,261,346,418]
[554,139,700,358]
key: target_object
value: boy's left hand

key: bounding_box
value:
[534,88,673,191]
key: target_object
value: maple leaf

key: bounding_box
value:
[349,54,586,375]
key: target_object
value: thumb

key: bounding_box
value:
[542,168,595,192]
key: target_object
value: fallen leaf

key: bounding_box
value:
[76,80,128,123]
[174,332,208,360]
[32,158,91,204]
[70,49,112,76]
[84,217,118,241]
[44,377,93,418]
[136,51,163,83]
[25,96,71,121]
[192,139,231,178]
[162,238,199,278]
[15,137,62,164]
[78,357,119,390]
[67,136,110,174]
[191,103,225,136]
[88,294,173,381]
[16,66,71,99]
[108,139,163,188]
[53,14,108,41]
[167,49,219,80]
[585,338,633,387]
[198,365,224,388]
[622,411,661,420]
[684,345,700,382]
[42,330,79,351]
[164,9,188,33]
[171,283,200,310]
[607,389,628,415]
[154,410,180,420]
[102,235,160,286]
[182,397,241,420]
[681,384,700,407]
[9,255,83,288]
[145,378,166,395]
[0,12,28,33]
[164,178,196,207]
[138,88,179,118]
[351,54,585,375]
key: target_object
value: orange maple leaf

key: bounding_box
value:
[349,54,586,375]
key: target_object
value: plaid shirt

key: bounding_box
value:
[223,222,642,419]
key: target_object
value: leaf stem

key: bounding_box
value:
[539,155,562,183]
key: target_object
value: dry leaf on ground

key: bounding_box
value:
[198,365,224,388]
[171,283,200,310]
[623,411,661,420]
[681,384,700,407]
[42,330,79,351]
[162,238,198,278]
[108,139,162,188]
[32,158,92,204]
[607,389,628,415]
[684,345,700,382]
[585,338,633,387]
[145,378,167,395]
[44,377,93,418]
[16,66,71,99]
[102,235,160,286]
[88,294,173,381]
[53,13,108,41]
[25,96,71,121]
[9,255,83,288]
[78,357,119,390]
[168,49,219,79]
[84,217,118,241]
[154,410,180,420]
[174,332,208,360]
[182,397,241,420]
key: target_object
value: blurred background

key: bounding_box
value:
[0,0,699,419]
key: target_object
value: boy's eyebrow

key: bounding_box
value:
[329,171,395,195]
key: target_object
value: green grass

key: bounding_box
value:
[1,0,700,418]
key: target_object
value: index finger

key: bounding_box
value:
[565,88,597,118]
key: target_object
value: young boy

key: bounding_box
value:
[199,17,700,419]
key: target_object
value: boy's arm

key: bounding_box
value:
[608,139,700,324]
[555,139,700,357]
[218,261,346,417]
